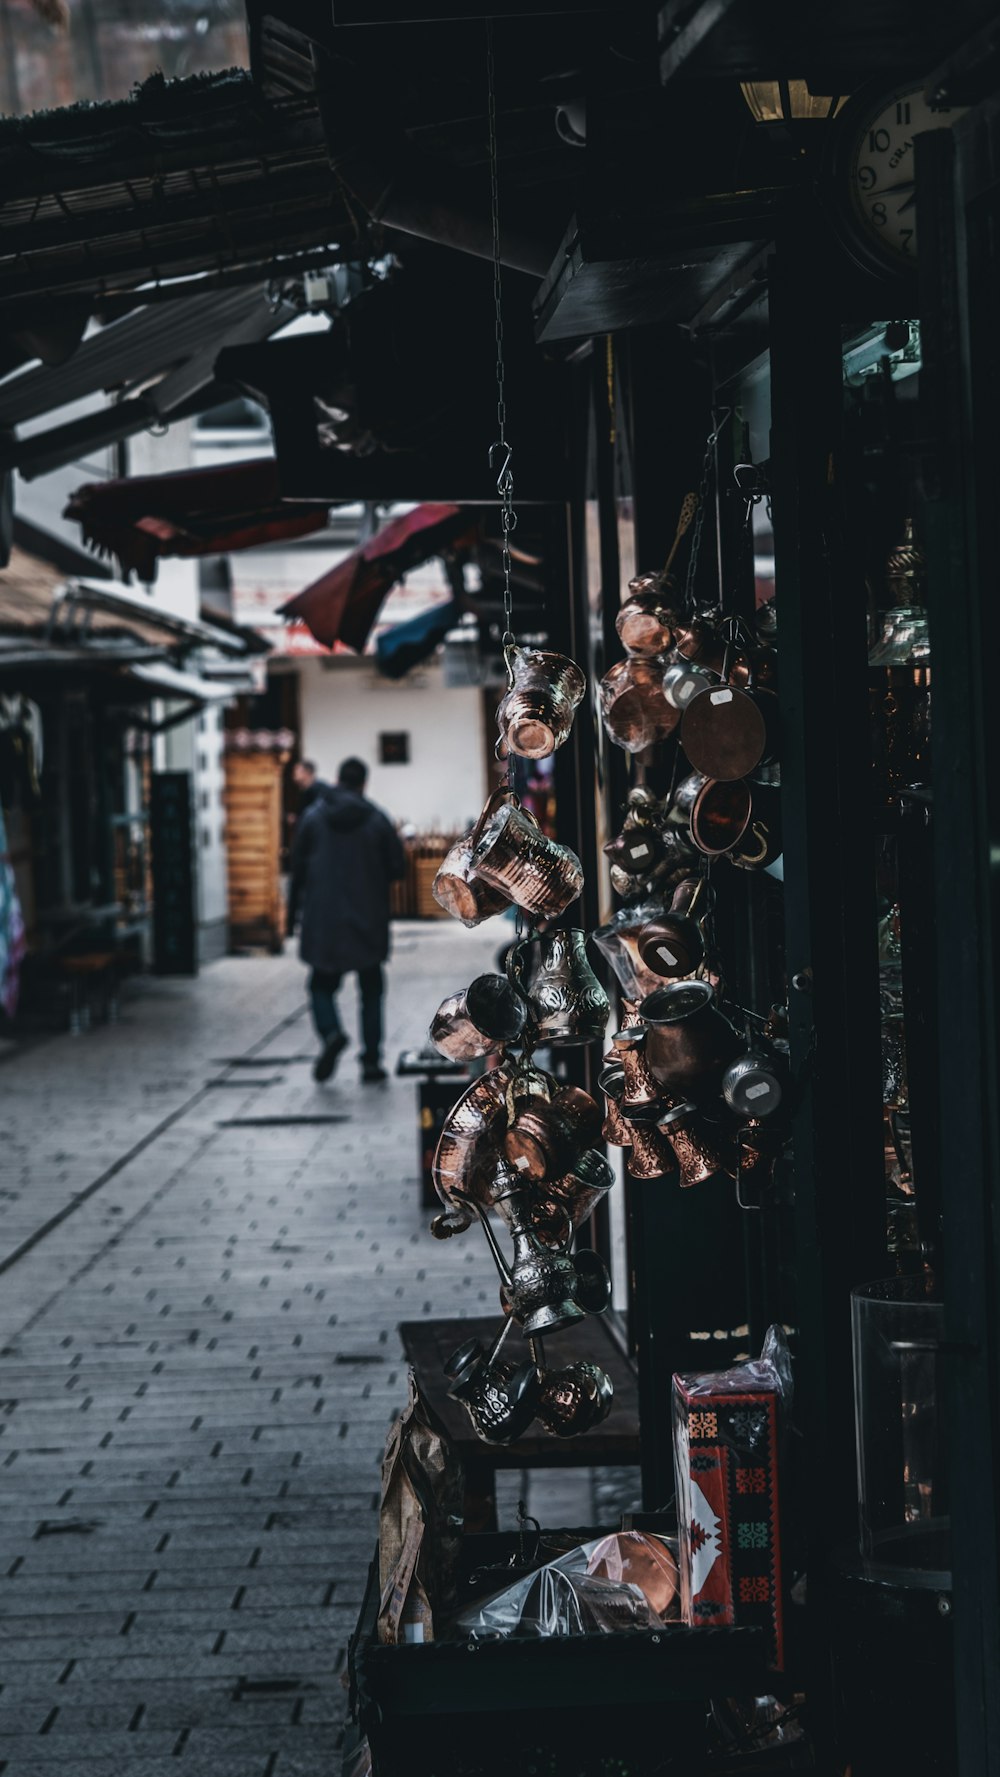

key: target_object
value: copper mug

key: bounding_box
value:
[673,613,727,673]
[599,656,681,753]
[445,1320,541,1445]
[504,1081,602,1182]
[507,928,609,1048]
[667,771,752,857]
[639,978,742,1093]
[537,1361,613,1438]
[432,832,512,926]
[636,876,710,981]
[496,644,586,761]
[680,679,779,782]
[472,796,584,923]
[430,973,527,1062]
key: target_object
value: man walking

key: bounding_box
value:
[289,757,406,1084]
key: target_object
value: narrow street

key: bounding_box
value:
[0,923,514,1777]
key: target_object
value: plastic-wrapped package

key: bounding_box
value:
[673,1326,791,1668]
[456,1531,679,1640]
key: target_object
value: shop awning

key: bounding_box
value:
[64,458,330,583]
[52,578,252,657]
[278,502,478,652]
[125,662,250,702]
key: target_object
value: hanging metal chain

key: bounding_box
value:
[684,408,731,612]
[486,19,517,673]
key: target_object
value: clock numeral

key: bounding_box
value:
[871,201,888,227]
[896,101,911,125]
[868,126,891,152]
[858,164,877,191]
[899,228,915,253]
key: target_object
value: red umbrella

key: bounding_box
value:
[278,502,479,653]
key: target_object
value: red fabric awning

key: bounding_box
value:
[65,459,330,582]
[278,502,479,653]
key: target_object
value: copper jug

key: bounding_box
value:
[430,1064,516,1235]
[598,1063,631,1147]
[616,573,680,657]
[457,1172,585,1337]
[507,928,609,1048]
[639,979,742,1093]
[433,831,513,926]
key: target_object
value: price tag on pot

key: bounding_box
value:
[657,945,679,967]
[710,689,734,706]
[628,842,651,861]
[746,1080,771,1102]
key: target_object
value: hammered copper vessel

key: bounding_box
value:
[603,823,666,876]
[598,1065,631,1147]
[657,1102,737,1187]
[680,682,779,782]
[465,1185,585,1337]
[504,1083,602,1183]
[430,1066,513,1231]
[472,801,584,922]
[625,1121,676,1180]
[593,900,679,1002]
[673,614,727,673]
[599,657,681,753]
[611,1027,663,1122]
[496,644,586,760]
[639,979,742,1092]
[507,928,609,1046]
[537,1362,614,1438]
[430,973,527,1062]
[636,912,703,980]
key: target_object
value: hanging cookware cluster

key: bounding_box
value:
[426,650,619,1445]
[594,467,790,1207]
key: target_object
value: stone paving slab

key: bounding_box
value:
[0,926,531,1777]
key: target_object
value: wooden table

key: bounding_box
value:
[399,1314,640,1530]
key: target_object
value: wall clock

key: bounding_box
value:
[830,81,966,275]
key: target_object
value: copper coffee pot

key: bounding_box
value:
[430,973,527,1062]
[636,876,710,980]
[598,1063,632,1147]
[625,1121,676,1180]
[611,1027,663,1123]
[639,979,742,1094]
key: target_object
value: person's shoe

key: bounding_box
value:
[313,1033,348,1082]
[362,1061,388,1084]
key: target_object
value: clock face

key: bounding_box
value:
[845,84,964,268]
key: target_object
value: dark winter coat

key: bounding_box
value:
[289,786,406,975]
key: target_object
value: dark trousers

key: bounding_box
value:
[309,965,384,1064]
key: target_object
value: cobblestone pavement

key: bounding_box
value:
[0,922,551,1777]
